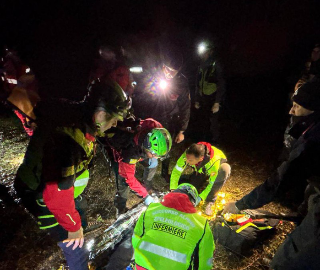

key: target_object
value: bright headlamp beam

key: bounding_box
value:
[159,79,168,90]
[198,43,207,55]
[130,67,143,73]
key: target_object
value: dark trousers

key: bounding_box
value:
[195,94,220,143]
[271,194,320,270]
[100,229,134,270]
[14,180,89,270]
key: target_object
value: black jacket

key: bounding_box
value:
[236,114,320,211]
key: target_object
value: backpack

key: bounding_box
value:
[214,210,280,256]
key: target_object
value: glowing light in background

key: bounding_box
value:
[130,67,143,73]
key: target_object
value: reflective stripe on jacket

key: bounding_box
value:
[170,145,226,201]
[132,202,214,270]
[58,127,94,198]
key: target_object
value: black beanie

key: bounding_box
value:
[292,78,320,111]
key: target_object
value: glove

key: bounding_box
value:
[144,195,155,206]
[222,201,240,215]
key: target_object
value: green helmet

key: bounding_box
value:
[176,183,201,206]
[143,128,172,157]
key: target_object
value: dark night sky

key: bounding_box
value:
[1,0,320,99]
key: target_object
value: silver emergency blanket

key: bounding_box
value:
[87,203,147,260]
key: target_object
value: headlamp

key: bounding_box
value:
[198,42,207,55]
[159,79,168,90]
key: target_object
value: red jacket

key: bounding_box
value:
[118,118,162,198]
[90,59,133,95]
[41,129,95,232]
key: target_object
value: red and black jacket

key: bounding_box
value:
[111,118,162,197]
[18,124,96,232]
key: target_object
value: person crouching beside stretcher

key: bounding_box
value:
[170,142,231,215]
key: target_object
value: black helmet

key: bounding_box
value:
[86,77,131,121]
[176,183,201,206]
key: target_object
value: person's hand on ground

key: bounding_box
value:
[63,227,84,250]
[211,102,220,113]
[175,132,184,143]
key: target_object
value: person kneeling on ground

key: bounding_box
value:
[132,183,214,270]
[170,142,231,215]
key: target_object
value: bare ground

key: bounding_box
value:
[0,114,295,270]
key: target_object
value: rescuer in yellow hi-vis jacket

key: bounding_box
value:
[132,183,214,270]
[170,142,231,215]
